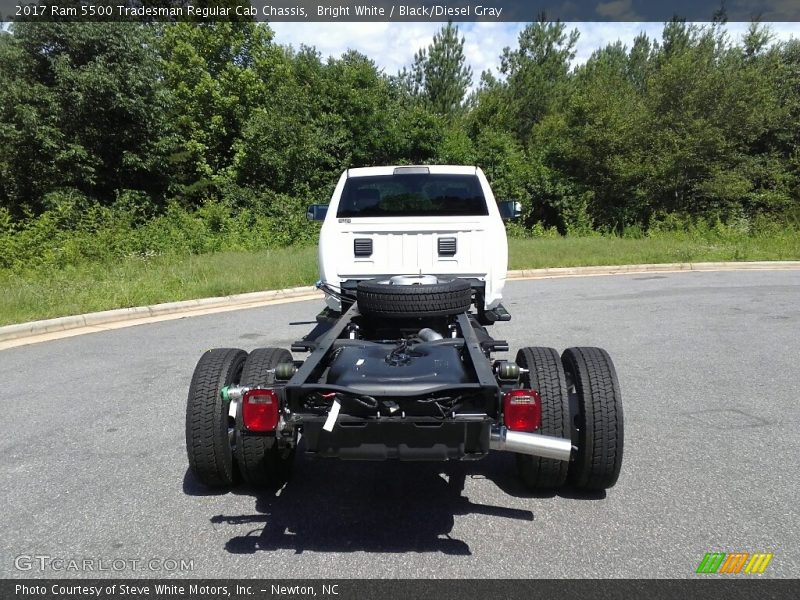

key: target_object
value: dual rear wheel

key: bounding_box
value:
[185,347,295,488]
[515,346,624,492]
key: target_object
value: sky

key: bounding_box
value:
[1,20,796,85]
[270,21,799,88]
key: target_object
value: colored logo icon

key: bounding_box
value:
[696,552,773,574]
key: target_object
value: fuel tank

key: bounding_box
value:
[325,342,475,394]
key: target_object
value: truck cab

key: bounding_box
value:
[310,166,512,314]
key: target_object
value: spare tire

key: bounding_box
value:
[356,276,472,318]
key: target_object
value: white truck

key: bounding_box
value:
[313,165,510,319]
[185,166,624,493]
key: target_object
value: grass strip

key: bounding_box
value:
[2,232,798,326]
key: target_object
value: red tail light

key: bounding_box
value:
[503,389,542,432]
[242,388,279,432]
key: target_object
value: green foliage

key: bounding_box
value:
[500,19,579,144]
[1,18,799,303]
[402,22,473,118]
[505,220,560,239]
[158,21,280,202]
[525,20,799,231]
[0,193,319,275]
[0,23,170,215]
[436,125,476,164]
[474,128,529,200]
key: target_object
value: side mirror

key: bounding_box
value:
[498,200,522,221]
[306,204,328,222]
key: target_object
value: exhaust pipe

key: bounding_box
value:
[490,426,573,461]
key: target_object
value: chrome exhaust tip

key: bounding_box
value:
[490,426,573,461]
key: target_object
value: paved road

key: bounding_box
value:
[1,271,798,579]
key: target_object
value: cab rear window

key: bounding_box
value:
[337,174,488,218]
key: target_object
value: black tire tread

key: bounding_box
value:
[562,347,624,491]
[185,348,247,487]
[236,347,295,487]
[515,347,570,489]
[356,279,472,318]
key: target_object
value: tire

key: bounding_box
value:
[356,278,472,318]
[562,347,624,491]
[514,347,570,489]
[186,348,247,487]
[235,347,296,487]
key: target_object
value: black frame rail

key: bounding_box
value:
[283,305,503,412]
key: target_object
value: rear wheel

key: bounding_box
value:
[185,348,247,487]
[514,347,570,489]
[562,347,624,491]
[236,347,296,487]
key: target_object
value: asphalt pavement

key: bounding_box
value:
[1,270,798,578]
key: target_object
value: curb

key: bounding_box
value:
[2,261,799,348]
[0,286,321,345]
[507,260,800,279]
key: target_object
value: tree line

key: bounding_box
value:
[1,18,798,237]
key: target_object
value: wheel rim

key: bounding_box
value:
[379,274,441,286]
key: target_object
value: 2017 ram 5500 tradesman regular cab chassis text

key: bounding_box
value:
[185,166,624,492]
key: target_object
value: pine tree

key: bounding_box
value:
[409,22,473,117]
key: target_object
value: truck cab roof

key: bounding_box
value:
[346,165,479,177]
